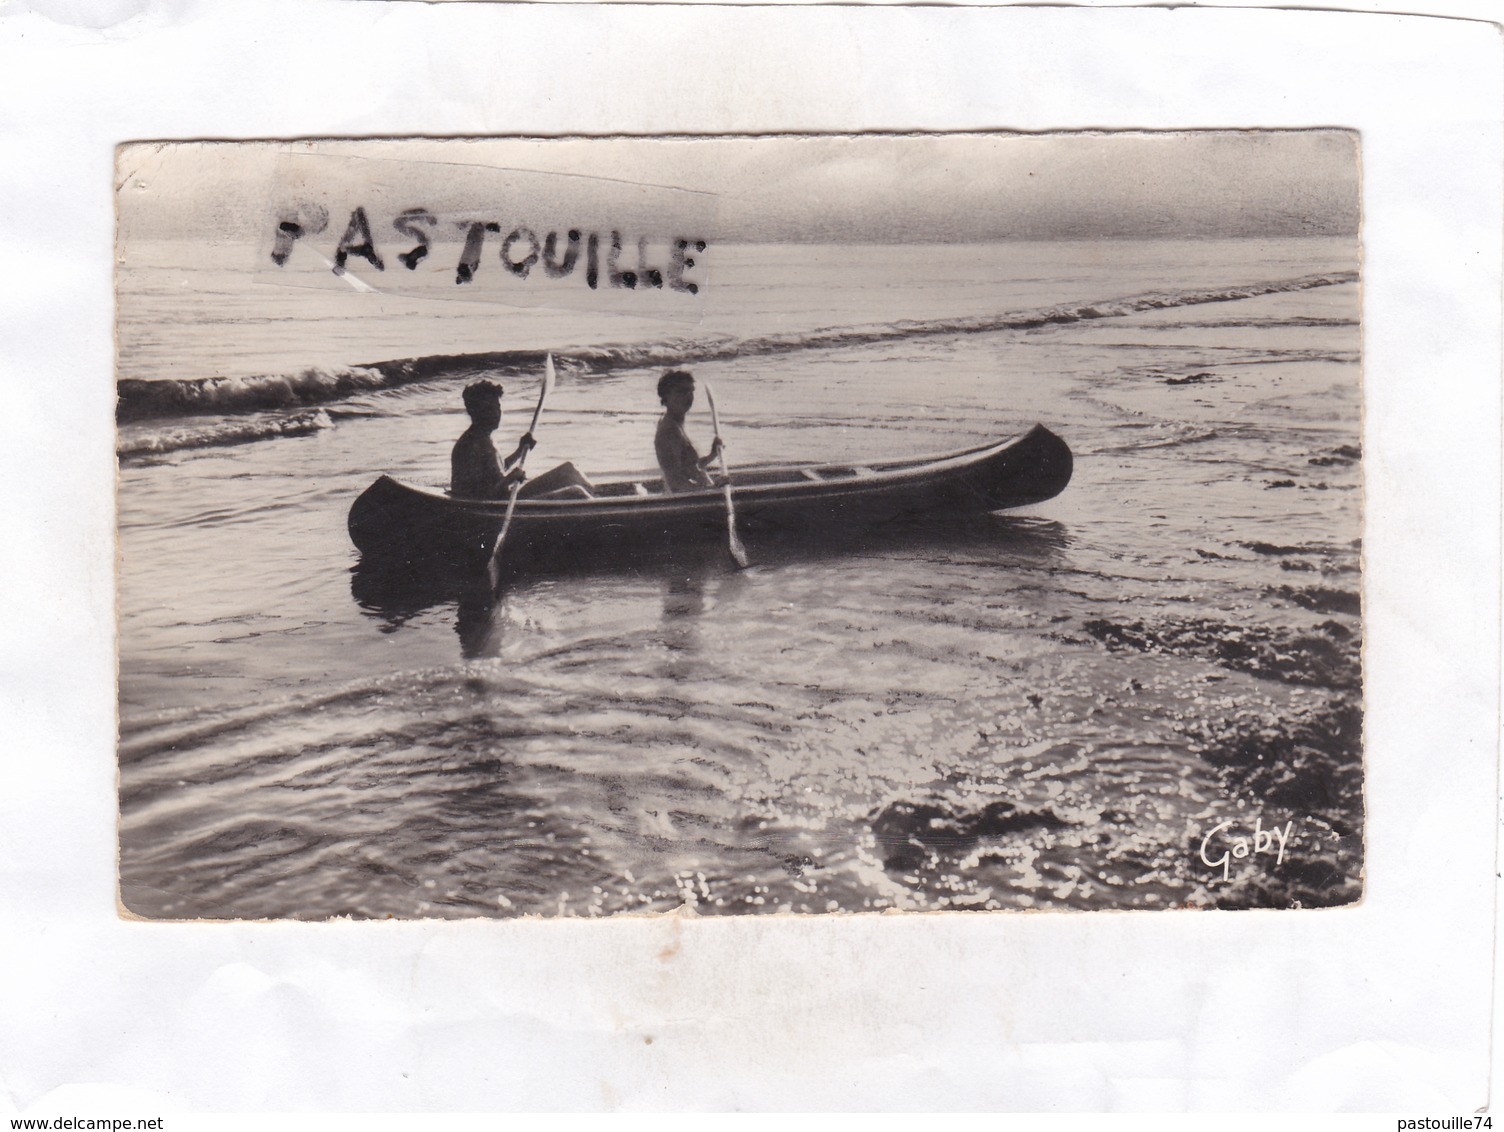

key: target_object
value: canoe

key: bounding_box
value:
[347,423,1072,568]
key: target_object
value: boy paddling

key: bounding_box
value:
[450,379,592,500]
[654,369,724,493]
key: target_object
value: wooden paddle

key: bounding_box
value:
[704,383,750,569]
[487,354,555,587]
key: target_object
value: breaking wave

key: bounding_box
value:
[116,269,1357,456]
[117,409,334,459]
[120,366,402,423]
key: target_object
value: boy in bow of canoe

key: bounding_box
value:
[451,379,593,500]
[655,369,723,493]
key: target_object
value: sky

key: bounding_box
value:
[117,131,1360,245]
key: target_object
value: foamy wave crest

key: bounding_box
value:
[575,272,1360,370]
[118,367,394,422]
[117,270,1357,430]
[730,270,1359,356]
[118,409,334,459]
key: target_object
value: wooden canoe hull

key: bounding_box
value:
[348,423,1072,568]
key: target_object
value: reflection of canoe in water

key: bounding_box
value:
[348,423,1072,567]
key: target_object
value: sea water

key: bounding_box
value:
[116,238,1362,919]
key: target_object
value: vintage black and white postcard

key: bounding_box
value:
[0,0,1494,1113]
[116,132,1365,920]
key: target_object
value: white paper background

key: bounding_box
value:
[0,0,1498,1113]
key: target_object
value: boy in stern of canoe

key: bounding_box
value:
[451,379,593,500]
[655,369,723,493]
